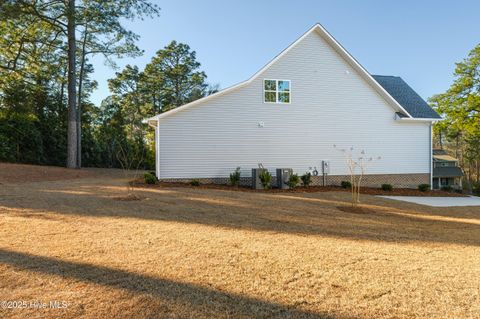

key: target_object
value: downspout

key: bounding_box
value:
[430,124,433,190]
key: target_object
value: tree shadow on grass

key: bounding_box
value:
[1,180,480,247]
[0,248,340,319]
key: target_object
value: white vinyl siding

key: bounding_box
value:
[157,30,430,179]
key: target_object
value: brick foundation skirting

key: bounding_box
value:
[160,173,430,189]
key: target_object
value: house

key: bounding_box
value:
[146,24,441,188]
[432,149,463,189]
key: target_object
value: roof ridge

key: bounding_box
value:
[146,24,418,122]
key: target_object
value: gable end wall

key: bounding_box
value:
[157,30,431,182]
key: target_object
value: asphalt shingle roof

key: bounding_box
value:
[433,166,464,178]
[372,75,441,119]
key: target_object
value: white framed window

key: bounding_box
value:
[264,79,290,104]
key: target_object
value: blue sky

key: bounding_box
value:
[89,0,480,105]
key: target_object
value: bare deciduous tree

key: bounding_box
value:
[116,143,145,199]
[334,145,381,206]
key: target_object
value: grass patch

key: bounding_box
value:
[0,163,478,318]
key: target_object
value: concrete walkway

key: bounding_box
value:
[378,195,480,207]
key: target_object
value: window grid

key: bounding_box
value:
[264,79,290,104]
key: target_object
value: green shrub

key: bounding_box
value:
[301,172,312,187]
[144,172,157,184]
[418,184,430,192]
[0,115,45,164]
[259,170,272,189]
[190,179,201,186]
[441,185,453,192]
[287,174,300,189]
[454,188,463,194]
[473,182,480,196]
[381,184,393,191]
[472,182,480,196]
[341,181,352,189]
[229,167,241,186]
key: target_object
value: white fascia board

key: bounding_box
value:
[397,117,442,123]
[312,24,413,118]
[152,25,320,121]
[145,23,419,122]
[154,81,250,121]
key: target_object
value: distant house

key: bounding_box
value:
[432,149,463,189]
[145,24,441,188]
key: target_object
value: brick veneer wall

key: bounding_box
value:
[313,173,430,188]
[159,173,430,189]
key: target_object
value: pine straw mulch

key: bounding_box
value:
[133,180,466,197]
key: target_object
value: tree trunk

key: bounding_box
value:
[476,159,480,184]
[59,66,66,110]
[66,0,78,168]
[469,162,473,183]
[455,135,459,158]
[77,24,88,168]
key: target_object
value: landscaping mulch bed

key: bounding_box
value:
[133,180,466,197]
[336,205,379,215]
[112,193,146,201]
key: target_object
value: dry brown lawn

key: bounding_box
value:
[0,163,479,319]
[0,162,93,183]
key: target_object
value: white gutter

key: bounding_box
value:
[398,117,442,123]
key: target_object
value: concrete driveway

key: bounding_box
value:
[378,196,480,207]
